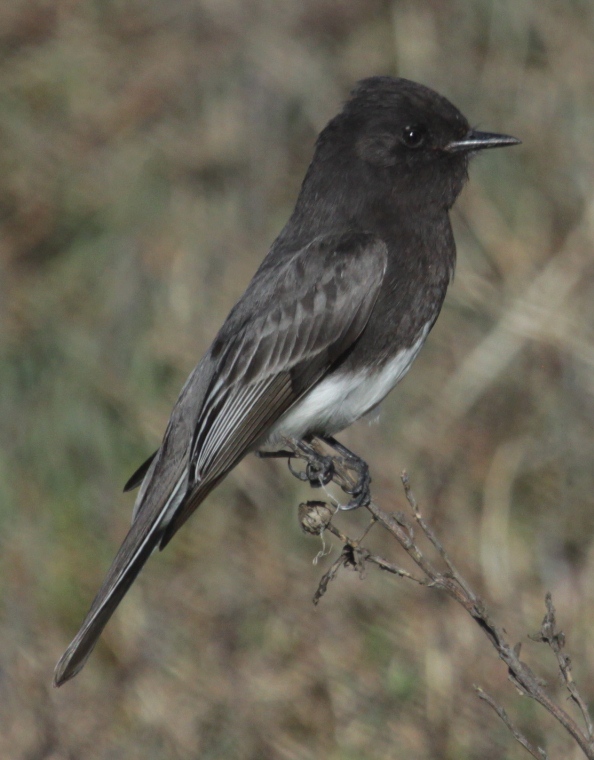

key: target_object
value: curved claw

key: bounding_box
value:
[288,457,310,482]
[340,460,371,509]
[285,447,335,488]
[341,485,371,510]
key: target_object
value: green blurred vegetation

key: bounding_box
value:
[2,0,594,758]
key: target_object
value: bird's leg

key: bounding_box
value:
[258,439,335,488]
[256,449,295,459]
[256,447,310,482]
[319,436,371,510]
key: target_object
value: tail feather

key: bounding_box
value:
[53,514,164,687]
[53,469,215,687]
[123,450,158,492]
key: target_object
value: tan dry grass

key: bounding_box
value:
[1,1,594,758]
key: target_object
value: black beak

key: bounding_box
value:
[445,129,521,153]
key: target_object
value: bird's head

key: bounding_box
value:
[317,76,520,212]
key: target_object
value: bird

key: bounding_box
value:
[54,76,520,686]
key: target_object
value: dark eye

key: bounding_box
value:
[401,124,426,148]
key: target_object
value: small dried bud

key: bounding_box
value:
[298,501,333,535]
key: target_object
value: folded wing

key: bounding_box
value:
[54,231,387,686]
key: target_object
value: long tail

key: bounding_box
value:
[53,507,166,687]
[53,460,224,688]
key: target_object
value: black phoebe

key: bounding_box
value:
[54,76,519,686]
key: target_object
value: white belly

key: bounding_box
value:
[262,324,429,446]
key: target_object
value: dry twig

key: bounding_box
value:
[474,686,548,760]
[289,440,594,760]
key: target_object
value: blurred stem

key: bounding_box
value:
[290,439,594,759]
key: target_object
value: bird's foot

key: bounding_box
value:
[260,439,335,488]
[291,439,335,488]
[260,436,370,507]
[320,436,371,510]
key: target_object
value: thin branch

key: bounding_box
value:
[312,545,354,604]
[358,549,426,584]
[530,594,594,741]
[287,442,594,760]
[401,471,477,600]
[474,686,549,760]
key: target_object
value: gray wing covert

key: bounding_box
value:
[161,231,388,544]
[53,231,387,686]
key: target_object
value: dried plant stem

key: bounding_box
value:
[474,686,548,760]
[531,594,594,741]
[289,441,594,760]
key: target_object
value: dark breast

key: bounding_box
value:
[336,212,455,373]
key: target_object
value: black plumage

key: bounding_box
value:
[54,76,519,686]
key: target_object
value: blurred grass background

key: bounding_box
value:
[2,0,594,758]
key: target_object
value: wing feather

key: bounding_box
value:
[54,231,388,684]
[162,232,388,544]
